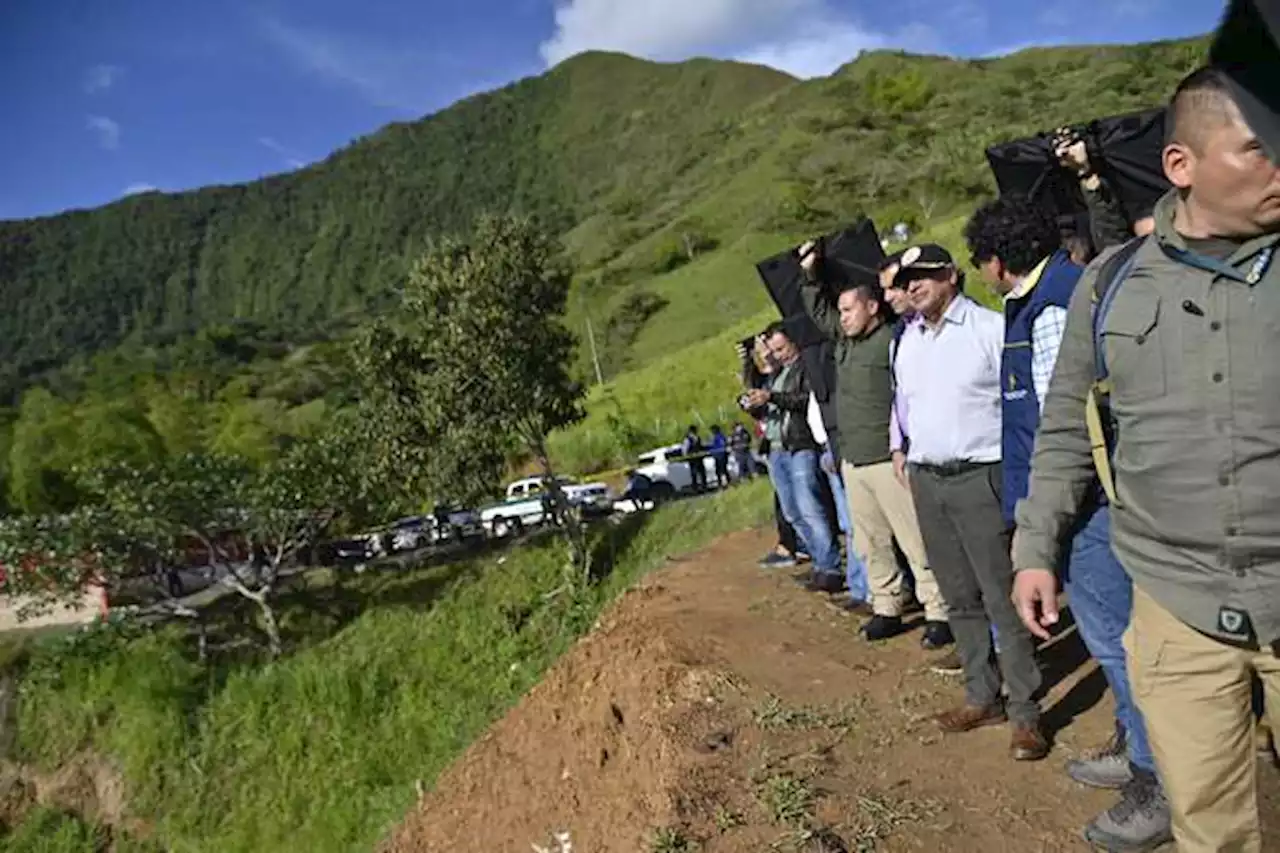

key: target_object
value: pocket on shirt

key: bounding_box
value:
[1102,293,1167,406]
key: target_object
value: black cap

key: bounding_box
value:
[1211,0,1280,164]
[893,244,955,285]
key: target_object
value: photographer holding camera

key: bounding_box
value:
[741,323,843,590]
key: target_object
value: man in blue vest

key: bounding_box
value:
[966,197,1171,849]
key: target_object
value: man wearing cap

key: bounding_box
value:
[1013,66,1280,851]
[797,242,951,645]
[893,243,1048,761]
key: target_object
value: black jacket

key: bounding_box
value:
[764,360,818,453]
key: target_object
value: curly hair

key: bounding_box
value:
[963,196,1063,277]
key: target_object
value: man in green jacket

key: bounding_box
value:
[798,241,951,649]
[1013,67,1280,853]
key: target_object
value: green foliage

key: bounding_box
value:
[13,480,774,853]
[355,214,585,508]
[0,427,370,654]
[0,41,1207,405]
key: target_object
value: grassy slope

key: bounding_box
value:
[8,482,773,853]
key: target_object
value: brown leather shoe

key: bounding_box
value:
[934,704,1007,734]
[1010,723,1049,761]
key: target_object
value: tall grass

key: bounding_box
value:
[10,480,773,853]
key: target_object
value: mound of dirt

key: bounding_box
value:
[0,752,129,835]
[384,528,1280,853]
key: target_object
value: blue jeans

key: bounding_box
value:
[822,452,869,601]
[768,449,840,575]
[1065,505,1156,773]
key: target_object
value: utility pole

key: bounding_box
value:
[579,286,604,387]
[584,314,604,387]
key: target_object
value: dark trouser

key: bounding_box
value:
[910,461,1042,725]
[690,457,707,491]
[714,455,730,487]
[775,494,799,556]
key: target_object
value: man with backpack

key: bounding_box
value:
[1014,67,1280,852]
[965,196,1171,850]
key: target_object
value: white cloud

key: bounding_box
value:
[122,183,158,196]
[257,15,447,113]
[257,136,308,169]
[86,115,121,150]
[538,0,931,79]
[84,64,122,94]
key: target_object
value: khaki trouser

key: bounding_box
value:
[1126,586,1280,853]
[841,460,947,622]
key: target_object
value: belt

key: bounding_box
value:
[914,460,993,478]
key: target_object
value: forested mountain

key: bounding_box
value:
[0,40,1207,402]
[0,53,793,398]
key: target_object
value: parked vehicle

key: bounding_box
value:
[429,504,485,544]
[632,445,733,496]
[389,516,430,553]
[480,476,611,538]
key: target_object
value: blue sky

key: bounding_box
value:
[0,0,1222,221]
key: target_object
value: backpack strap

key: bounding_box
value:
[1085,236,1147,506]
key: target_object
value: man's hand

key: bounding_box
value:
[891,451,909,488]
[1012,569,1060,641]
[798,239,820,277]
[744,388,771,409]
[820,450,837,475]
[1053,128,1091,176]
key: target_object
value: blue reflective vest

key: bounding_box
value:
[1001,251,1082,523]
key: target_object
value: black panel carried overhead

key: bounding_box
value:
[754,219,886,428]
[1211,0,1280,163]
[986,108,1172,226]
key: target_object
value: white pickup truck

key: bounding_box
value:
[479,476,613,538]
[631,444,733,497]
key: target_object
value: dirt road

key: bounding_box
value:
[384,527,1280,852]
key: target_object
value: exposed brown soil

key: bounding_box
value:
[0,751,130,834]
[384,527,1280,853]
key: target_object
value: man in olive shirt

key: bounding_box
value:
[1013,68,1280,852]
[798,241,951,649]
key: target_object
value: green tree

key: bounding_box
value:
[355,213,589,575]
[0,427,369,656]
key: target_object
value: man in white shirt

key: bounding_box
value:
[893,243,1047,762]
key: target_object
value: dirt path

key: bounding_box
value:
[384,527,1280,853]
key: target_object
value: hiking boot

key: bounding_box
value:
[921,621,954,650]
[862,614,905,642]
[800,573,846,594]
[935,704,1007,734]
[842,599,874,617]
[1067,728,1132,790]
[1083,773,1174,852]
[1011,723,1050,761]
[929,650,964,676]
[760,552,797,569]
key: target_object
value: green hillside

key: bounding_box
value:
[0,38,1211,513]
[0,40,1206,402]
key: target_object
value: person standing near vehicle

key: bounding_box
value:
[681,425,707,493]
[729,422,753,481]
[709,425,731,488]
